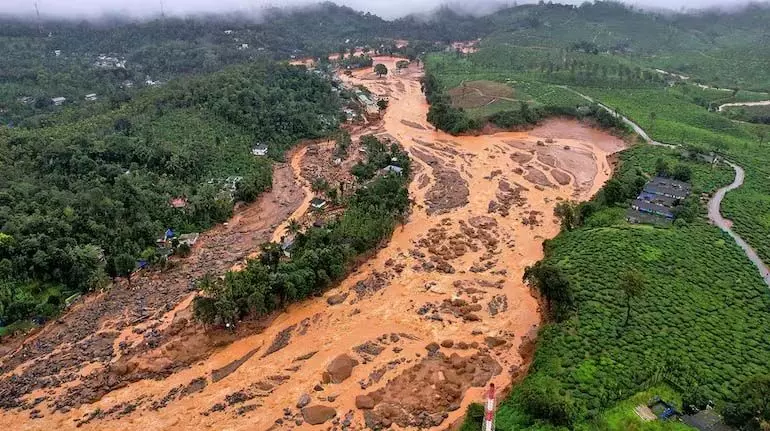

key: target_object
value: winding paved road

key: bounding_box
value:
[707,162,770,286]
[562,86,770,287]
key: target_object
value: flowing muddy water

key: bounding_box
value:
[1,58,626,430]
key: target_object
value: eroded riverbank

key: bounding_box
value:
[0,58,627,430]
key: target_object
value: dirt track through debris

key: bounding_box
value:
[0,58,627,430]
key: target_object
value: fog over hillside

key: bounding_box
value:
[1,0,765,21]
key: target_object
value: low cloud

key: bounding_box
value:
[0,0,761,21]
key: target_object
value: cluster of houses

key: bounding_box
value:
[636,396,733,431]
[148,228,199,266]
[94,54,126,69]
[627,177,691,224]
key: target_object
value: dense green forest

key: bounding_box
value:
[0,62,340,327]
[193,135,411,325]
[5,1,769,126]
[0,3,483,126]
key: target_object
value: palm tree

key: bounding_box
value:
[286,219,301,236]
[260,242,282,270]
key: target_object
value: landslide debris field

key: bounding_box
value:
[0,59,626,430]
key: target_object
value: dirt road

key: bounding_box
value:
[0,60,627,430]
[717,100,770,112]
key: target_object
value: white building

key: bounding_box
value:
[85,93,98,101]
[54,50,61,57]
[51,97,66,106]
[251,144,269,156]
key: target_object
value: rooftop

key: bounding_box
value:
[649,176,691,191]
[632,199,675,218]
[643,183,690,199]
[383,165,403,174]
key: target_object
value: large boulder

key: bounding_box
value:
[301,405,337,425]
[322,354,359,384]
[355,394,375,410]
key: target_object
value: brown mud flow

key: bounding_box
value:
[0,57,626,430]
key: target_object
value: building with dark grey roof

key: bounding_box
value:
[631,199,675,219]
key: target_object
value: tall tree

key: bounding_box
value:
[523,262,574,321]
[620,269,646,326]
[114,253,136,286]
[374,63,388,78]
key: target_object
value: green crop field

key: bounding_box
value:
[495,145,770,430]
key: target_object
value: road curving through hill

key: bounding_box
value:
[562,86,770,287]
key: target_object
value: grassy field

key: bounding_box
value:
[495,145,770,429]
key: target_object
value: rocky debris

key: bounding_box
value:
[440,298,484,321]
[180,377,208,398]
[400,119,425,130]
[323,354,359,384]
[351,271,390,299]
[359,352,502,428]
[151,385,184,411]
[468,216,497,230]
[263,324,297,357]
[294,351,318,362]
[484,336,507,348]
[354,341,385,358]
[524,167,552,187]
[510,151,534,164]
[440,339,454,348]
[417,174,430,190]
[225,390,255,406]
[487,295,509,316]
[522,211,543,227]
[235,404,257,416]
[551,168,571,185]
[326,292,348,306]
[301,405,337,425]
[296,393,311,409]
[489,180,527,217]
[411,147,469,215]
[211,347,260,383]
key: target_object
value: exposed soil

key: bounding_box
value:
[0,57,627,431]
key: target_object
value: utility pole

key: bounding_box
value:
[160,0,165,19]
[482,383,496,431]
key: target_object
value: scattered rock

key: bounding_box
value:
[322,354,359,384]
[485,336,507,348]
[326,293,348,306]
[296,393,311,409]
